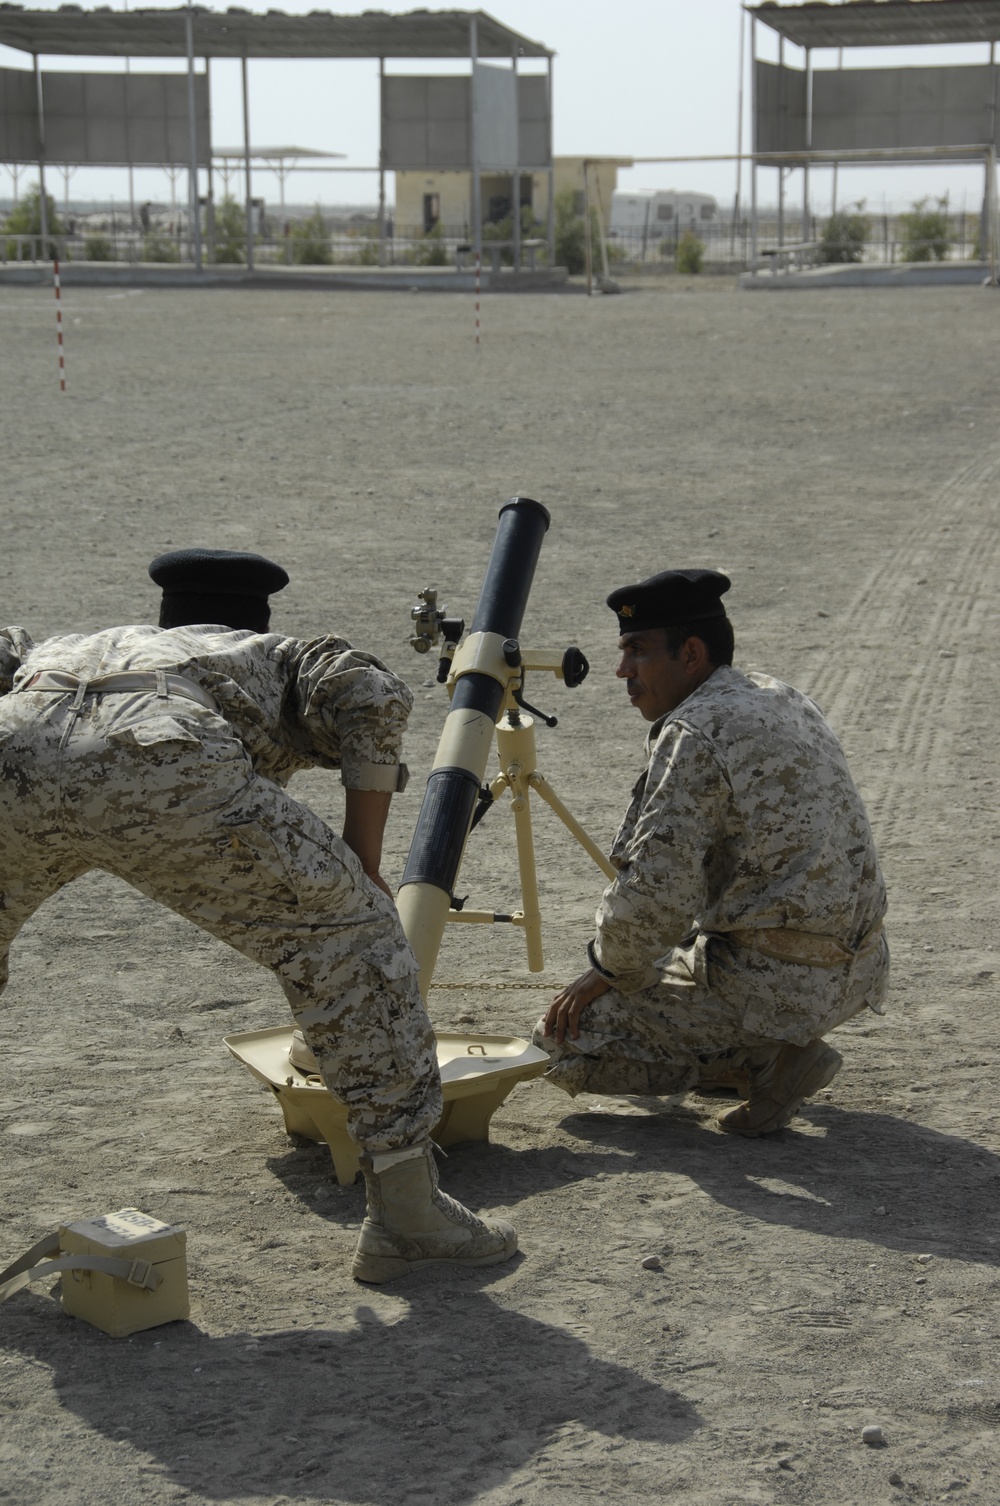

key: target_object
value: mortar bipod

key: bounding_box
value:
[446,638,615,973]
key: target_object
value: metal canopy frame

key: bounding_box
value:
[747,1,1000,51]
[0,6,554,272]
[743,1,1000,281]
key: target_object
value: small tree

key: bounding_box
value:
[290,208,333,266]
[142,229,180,263]
[819,200,869,263]
[482,204,540,266]
[554,188,602,276]
[4,185,64,258]
[412,221,450,266]
[84,233,115,261]
[898,195,951,262]
[212,195,246,264]
[675,228,705,273]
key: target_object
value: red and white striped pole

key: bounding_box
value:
[53,258,66,394]
[474,250,481,351]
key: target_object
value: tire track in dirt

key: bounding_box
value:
[809,444,1000,843]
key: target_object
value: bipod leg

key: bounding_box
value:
[495,717,545,971]
[527,770,616,881]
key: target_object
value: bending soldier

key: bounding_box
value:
[535,568,888,1135]
[0,548,516,1281]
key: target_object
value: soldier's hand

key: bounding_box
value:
[366,869,394,900]
[544,968,611,1044]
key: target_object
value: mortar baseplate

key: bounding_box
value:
[224,1027,548,1185]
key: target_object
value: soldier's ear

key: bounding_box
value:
[682,635,713,676]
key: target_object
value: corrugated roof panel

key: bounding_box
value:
[748,2,1000,50]
[0,6,552,60]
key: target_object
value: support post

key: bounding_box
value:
[832,47,843,215]
[750,18,758,271]
[378,56,387,267]
[546,55,555,265]
[511,52,520,273]
[802,47,812,247]
[184,2,202,272]
[470,16,482,260]
[33,53,49,256]
[582,160,593,294]
[777,36,785,250]
[984,42,998,267]
[732,4,745,257]
[241,53,254,273]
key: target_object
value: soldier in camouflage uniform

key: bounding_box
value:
[534,568,888,1136]
[0,549,516,1280]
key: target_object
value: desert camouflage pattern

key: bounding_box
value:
[0,625,441,1152]
[535,665,888,1094]
[2,623,413,790]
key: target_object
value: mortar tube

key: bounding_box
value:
[397,496,551,997]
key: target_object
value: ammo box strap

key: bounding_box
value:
[0,1235,164,1304]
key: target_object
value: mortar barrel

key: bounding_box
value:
[397,496,550,995]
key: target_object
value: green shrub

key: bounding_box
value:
[554,188,602,276]
[3,185,64,259]
[819,201,869,263]
[290,209,333,266]
[675,229,705,273]
[412,221,450,266]
[212,195,245,264]
[84,234,115,261]
[482,205,540,266]
[898,195,951,262]
[142,230,180,263]
[350,232,379,266]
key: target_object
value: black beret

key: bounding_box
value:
[148,548,289,599]
[607,568,731,634]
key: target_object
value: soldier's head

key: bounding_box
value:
[607,568,733,721]
[148,549,289,633]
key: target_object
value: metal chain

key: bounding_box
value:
[429,979,556,991]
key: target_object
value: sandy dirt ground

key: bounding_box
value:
[1,277,999,1506]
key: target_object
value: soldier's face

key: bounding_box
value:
[616,630,694,721]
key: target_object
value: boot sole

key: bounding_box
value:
[718,1045,843,1137]
[352,1239,518,1285]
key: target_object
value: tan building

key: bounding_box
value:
[394,156,632,237]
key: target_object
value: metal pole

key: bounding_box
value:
[985,42,998,263]
[582,160,593,294]
[204,55,215,265]
[470,16,482,260]
[750,18,758,270]
[777,36,785,250]
[803,47,812,245]
[832,47,843,215]
[546,55,555,265]
[732,5,746,256]
[184,1,202,272]
[123,0,134,236]
[33,53,49,254]
[242,54,254,273]
[378,56,386,267]
[512,52,520,273]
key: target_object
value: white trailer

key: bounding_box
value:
[610,189,718,245]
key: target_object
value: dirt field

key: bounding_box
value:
[2,278,999,1506]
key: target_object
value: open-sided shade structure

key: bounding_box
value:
[742,0,999,278]
[0,6,554,271]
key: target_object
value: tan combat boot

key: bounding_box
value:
[352,1144,518,1284]
[717,1039,842,1137]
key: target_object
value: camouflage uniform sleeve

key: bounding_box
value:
[0,627,34,695]
[286,637,414,791]
[591,722,730,994]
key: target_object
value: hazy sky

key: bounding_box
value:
[2,0,995,213]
